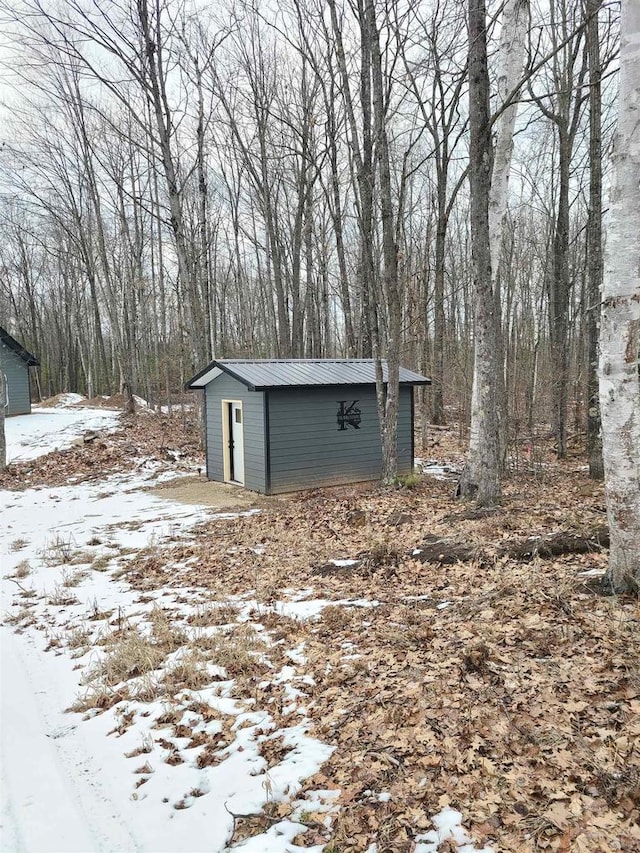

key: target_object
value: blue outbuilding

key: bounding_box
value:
[0,326,39,416]
[187,359,430,494]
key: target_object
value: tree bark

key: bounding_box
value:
[551,128,571,458]
[458,0,501,505]
[586,0,604,479]
[598,0,640,595]
[367,0,401,483]
[488,0,529,461]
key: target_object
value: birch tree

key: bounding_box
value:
[488,0,529,319]
[598,0,640,595]
[458,0,501,504]
[459,0,529,503]
[486,0,528,457]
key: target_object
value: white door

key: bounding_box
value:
[230,402,244,484]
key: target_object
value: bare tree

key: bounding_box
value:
[458,0,502,504]
[586,0,604,479]
[528,0,588,458]
[323,0,418,481]
[598,0,640,595]
[0,0,624,490]
[400,0,468,426]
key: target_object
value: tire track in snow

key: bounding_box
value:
[0,627,139,853]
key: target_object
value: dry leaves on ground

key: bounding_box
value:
[5,413,638,851]
[0,412,202,490]
[114,452,638,852]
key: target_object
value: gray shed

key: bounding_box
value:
[187,359,431,494]
[0,326,39,416]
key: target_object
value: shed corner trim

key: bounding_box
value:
[186,360,257,391]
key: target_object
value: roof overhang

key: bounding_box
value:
[187,361,265,390]
[186,359,432,391]
[186,364,224,389]
[0,326,39,366]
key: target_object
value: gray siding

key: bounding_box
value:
[266,385,413,494]
[0,341,31,416]
[204,373,266,492]
[397,386,413,471]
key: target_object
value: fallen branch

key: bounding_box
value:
[313,527,610,576]
[414,527,610,565]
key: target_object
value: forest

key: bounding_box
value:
[0,0,619,427]
[0,0,638,574]
[1,2,639,849]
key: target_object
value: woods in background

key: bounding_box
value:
[0,0,637,589]
[0,0,619,441]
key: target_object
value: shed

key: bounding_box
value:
[0,326,39,416]
[187,359,431,494]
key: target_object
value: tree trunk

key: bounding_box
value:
[326,87,356,356]
[194,57,214,362]
[598,0,640,595]
[586,0,604,479]
[551,133,571,458]
[458,0,501,505]
[367,0,401,483]
[137,0,199,366]
[488,0,529,462]
[432,191,447,425]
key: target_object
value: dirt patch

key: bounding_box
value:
[150,475,264,510]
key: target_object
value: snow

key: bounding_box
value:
[1,407,335,852]
[415,457,461,480]
[54,392,86,405]
[421,463,461,480]
[1,406,491,853]
[577,568,607,578]
[415,807,494,852]
[4,407,121,462]
[238,597,380,621]
[1,628,138,853]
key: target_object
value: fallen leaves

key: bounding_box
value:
[131,465,634,852]
[0,411,201,490]
[6,411,639,851]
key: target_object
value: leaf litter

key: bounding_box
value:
[1,409,638,852]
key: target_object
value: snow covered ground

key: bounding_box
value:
[4,404,121,463]
[1,405,492,852]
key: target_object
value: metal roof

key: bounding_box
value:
[187,359,431,390]
[0,325,39,366]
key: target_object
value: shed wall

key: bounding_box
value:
[266,385,413,493]
[204,373,266,492]
[0,341,31,416]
